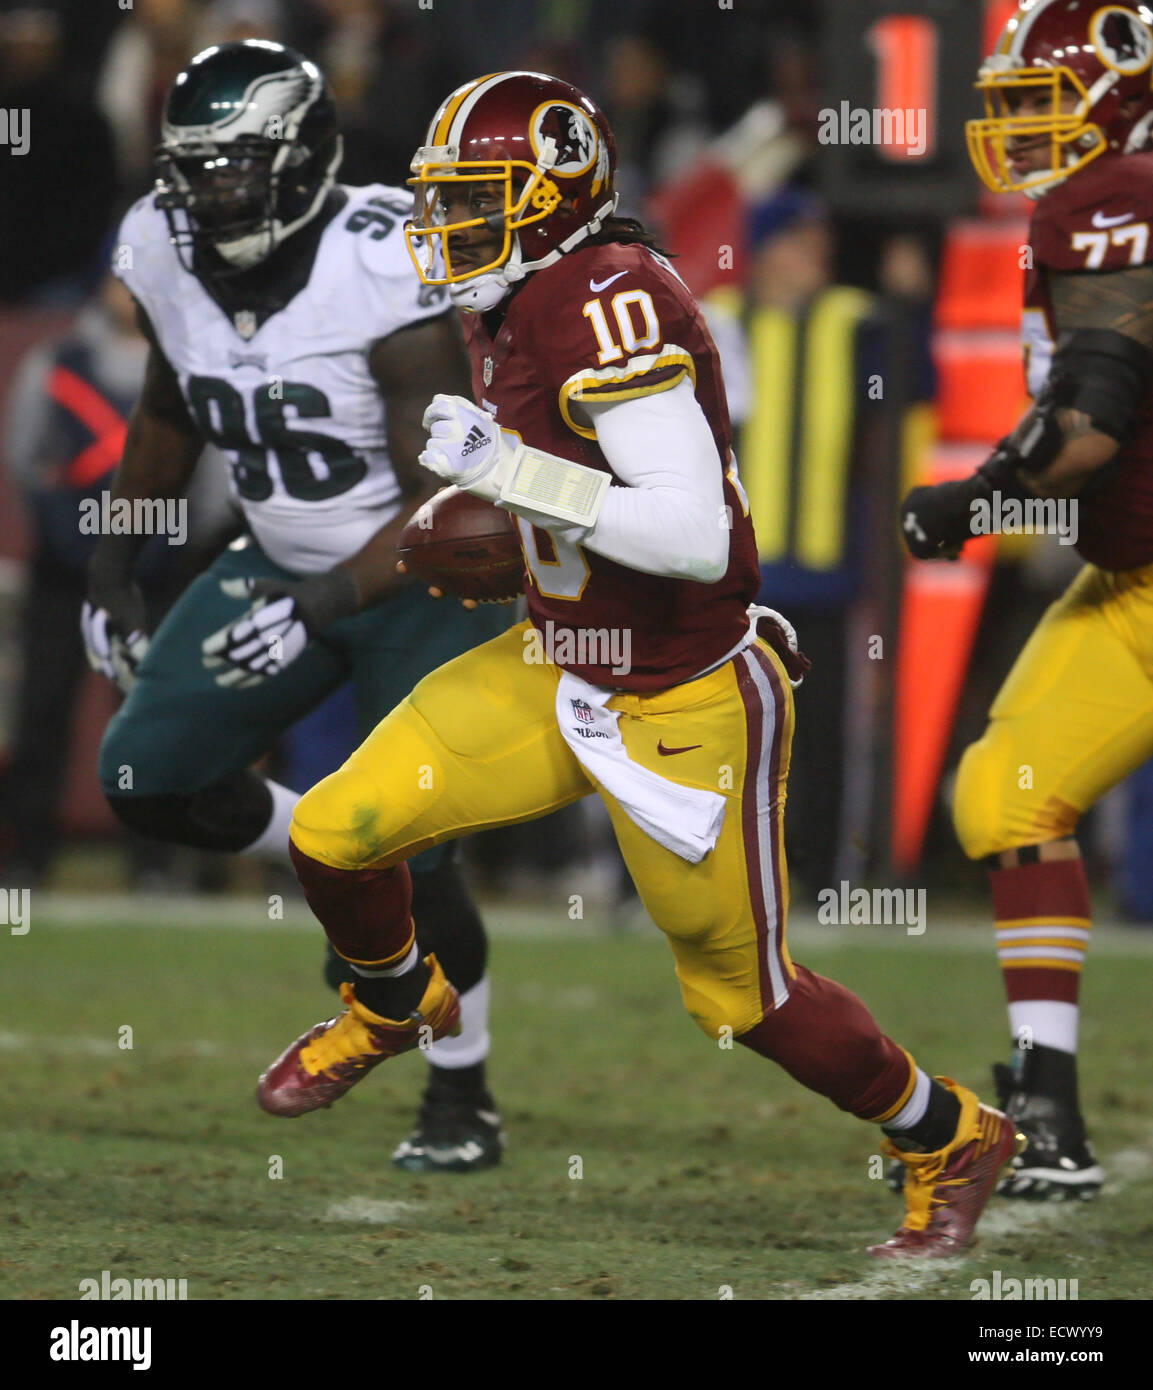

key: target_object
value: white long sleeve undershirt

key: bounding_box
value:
[555,376,731,584]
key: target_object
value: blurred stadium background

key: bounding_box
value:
[4,0,1153,918]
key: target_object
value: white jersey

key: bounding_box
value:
[115,185,449,573]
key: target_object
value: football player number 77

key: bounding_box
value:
[1071,221,1150,268]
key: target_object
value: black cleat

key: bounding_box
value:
[991,1060,1104,1201]
[885,1156,907,1195]
[392,1075,504,1174]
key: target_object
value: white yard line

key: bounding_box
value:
[21,893,1153,952]
[323,1197,423,1225]
[0,1030,269,1063]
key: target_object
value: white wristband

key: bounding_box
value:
[498,443,611,528]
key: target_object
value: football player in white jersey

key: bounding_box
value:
[82,40,507,1172]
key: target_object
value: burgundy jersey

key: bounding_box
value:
[462,240,761,689]
[1025,151,1153,570]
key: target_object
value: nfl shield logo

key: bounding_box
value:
[483,355,494,387]
[571,698,594,726]
[234,310,258,340]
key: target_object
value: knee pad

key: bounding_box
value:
[952,736,1003,861]
[952,730,1082,860]
[106,770,273,853]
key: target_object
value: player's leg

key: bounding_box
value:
[601,639,1019,1256]
[259,620,591,1116]
[953,561,1153,1199]
[325,588,510,1169]
[97,538,345,859]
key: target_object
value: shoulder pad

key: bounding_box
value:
[1032,155,1153,271]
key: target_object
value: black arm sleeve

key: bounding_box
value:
[1043,328,1153,447]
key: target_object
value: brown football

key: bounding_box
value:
[397,486,524,601]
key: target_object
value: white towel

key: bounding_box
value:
[556,671,726,863]
[552,605,803,863]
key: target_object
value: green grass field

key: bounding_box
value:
[3,900,1151,1301]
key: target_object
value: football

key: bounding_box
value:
[397,486,524,602]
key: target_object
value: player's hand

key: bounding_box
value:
[418,395,514,502]
[395,558,479,610]
[899,484,968,561]
[202,569,359,688]
[81,576,149,695]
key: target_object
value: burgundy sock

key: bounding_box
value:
[290,841,415,964]
[737,964,915,1120]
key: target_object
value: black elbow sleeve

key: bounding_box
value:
[1044,328,1152,448]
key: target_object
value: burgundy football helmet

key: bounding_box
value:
[967,0,1153,197]
[406,71,618,310]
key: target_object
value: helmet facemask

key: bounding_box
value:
[966,61,1107,196]
[156,129,342,274]
[405,151,562,290]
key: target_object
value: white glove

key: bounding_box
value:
[418,394,517,503]
[81,600,149,695]
[418,393,611,529]
[201,568,360,688]
[201,579,312,689]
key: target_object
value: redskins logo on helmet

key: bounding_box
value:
[966,0,1153,198]
[405,71,619,312]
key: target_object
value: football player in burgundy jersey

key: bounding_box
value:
[901,0,1153,1198]
[258,71,1022,1257]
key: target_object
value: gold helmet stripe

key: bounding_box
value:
[443,71,525,152]
[1003,0,1060,62]
[431,74,490,149]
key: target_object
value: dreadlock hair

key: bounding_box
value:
[585,215,674,258]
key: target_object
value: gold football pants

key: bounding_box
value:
[954,560,1153,859]
[291,620,798,1038]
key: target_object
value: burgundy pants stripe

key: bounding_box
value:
[734,643,791,1013]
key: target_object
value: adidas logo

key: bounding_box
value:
[460,425,489,458]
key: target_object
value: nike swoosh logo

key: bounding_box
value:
[589,271,628,293]
[1091,210,1135,228]
[657,740,702,756]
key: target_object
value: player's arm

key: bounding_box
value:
[349,310,472,603]
[419,379,729,582]
[901,265,1153,558]
[1020,266,1153,493]
[571,379,728,581]
[83,302,205,689]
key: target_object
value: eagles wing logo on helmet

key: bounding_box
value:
[1093,7,1153,73]
[531,102,598,175]
[155,40,341,277]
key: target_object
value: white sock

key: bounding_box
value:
[240,779,299,864]
[351,943,420,979]
[884,1067,932,1133]
[1008,1000,1079,1054]
[426,976,491,1069]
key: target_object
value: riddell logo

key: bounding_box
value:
[460,425,489,457]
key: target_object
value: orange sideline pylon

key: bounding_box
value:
[893,446,997,873]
